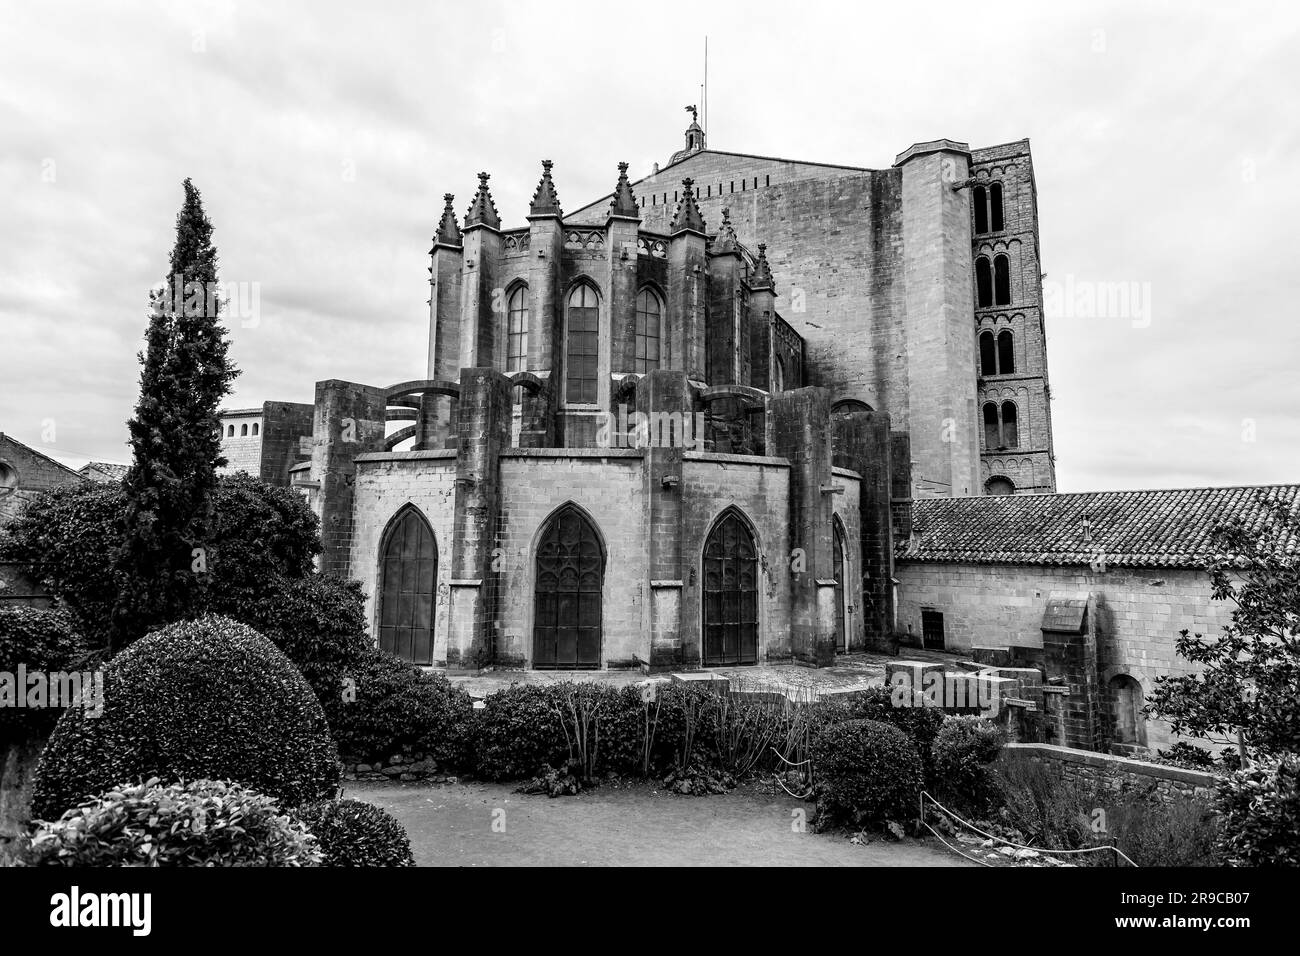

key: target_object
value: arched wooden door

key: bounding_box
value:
[702,509,758,666]
[833,519,847,652]
[377,506,437,665]
[533,505,604,669]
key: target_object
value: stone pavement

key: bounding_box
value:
[445,647,966,701]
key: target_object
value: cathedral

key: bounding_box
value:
[219,115,1058,675]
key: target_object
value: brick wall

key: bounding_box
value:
[897,561,1230,750]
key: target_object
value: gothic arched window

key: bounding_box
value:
[376,506,438,666]
[634,288,662,374]
[506,285,528,373]
[533,505,604,669]
[565,284,599,404]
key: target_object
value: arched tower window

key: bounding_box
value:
[227,425,235,437]
[565,284,599,404]
[702,508,758,666]
[376,506,438,665]
[240,423,248,436]
[994,254,1011,306]
[983,402,1000,449]
[251,423,259,437]
[985,476,1015,496]
[506,285,529,373]
[997,330,1015,374]
[975,257,993,308]
[973,185,989,234]
[979,331,997,376]
[533,504,605,669]
[1001,401,1019,448]
[990,182,1005,232]
[634,288,662,374]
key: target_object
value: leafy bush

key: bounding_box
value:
[814,685,947,787]
[297,798,414,867]
[931,716,1006,818]
[471,684,568,781]
[1213,753,1300,866]
[992,754,1093,850]
[329,647,475,766]
[31,616,339,820]
[810,718,923,828]
[0,606,95,738]
[21,778,320,867]
[1094,791,1220,867]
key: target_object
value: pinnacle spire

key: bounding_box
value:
[669,178,706,236]
[712,206,739,255]
[608,162,639,219]
[464,172,500,230]
[529,159,563,219]
[433,193,462,248]
[750,243,775,291]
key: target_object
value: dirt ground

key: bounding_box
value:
[347,778,970,867]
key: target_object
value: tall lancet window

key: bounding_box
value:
[506,285,528,373]
[634,288,662,374]
[566,284,599,404]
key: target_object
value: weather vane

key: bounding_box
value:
[685,104,698,123]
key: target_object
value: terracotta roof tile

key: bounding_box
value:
[897,484,1300,568]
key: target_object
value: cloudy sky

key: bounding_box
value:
[1,0,1297,492]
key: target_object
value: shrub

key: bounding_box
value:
[297,798,414,867]
[329,647,475,767]
[21,778,320,867]
[1095,791,1220,867]
[931,716,1006,818]
[31,616,339,820]
[470,684,569,781]
[810,718,923,828]
[814,685,947,786]
[1213,753,1300,866]
[0,606,95,739]
[1153,741,1216,770]
[992,753,1093,850]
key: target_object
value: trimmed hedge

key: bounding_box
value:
[22,778,321,867]
[0,606,93,738]
[810,718,923,827]
[329,647,475,766]
[813,686,946,787]
[930,716,1006,817]
[298,798,415,867]
[31,616,340,820]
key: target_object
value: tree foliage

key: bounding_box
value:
[112,178,238,649]
[1149,493,1300,757]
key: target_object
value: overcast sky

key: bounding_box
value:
[2,0,1297,492]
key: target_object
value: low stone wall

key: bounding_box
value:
[342,749,455,784]
[1001,742,1218,803]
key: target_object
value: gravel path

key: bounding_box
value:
[347,779,970,867]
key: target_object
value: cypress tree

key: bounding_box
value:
[111,179,238,650]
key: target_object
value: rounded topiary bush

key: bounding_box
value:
[31,615,340,820]
[930,715,1006,818]
[810,718,923,828]
[0,605,92,738]
[21,778,321,867]
[298,798,415,867]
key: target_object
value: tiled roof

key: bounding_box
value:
[897,484,1300,568]
[78,462,130,483]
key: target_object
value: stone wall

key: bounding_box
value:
[897,561,1229,750]
[0,434,83,527]
[1000,743,1218,804]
